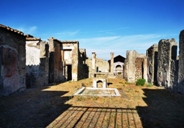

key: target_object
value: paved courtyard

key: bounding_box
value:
[1,78,184,128]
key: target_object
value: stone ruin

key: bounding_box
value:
[0,24,26,96]
[147,44,158,85]
[177,30,184,94]
[1,23,184,95]
[157,39,178,88]
[124,50,147,83]
[26,35,49,87]
[124,38,179,90]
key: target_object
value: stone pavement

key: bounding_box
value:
[47,106,143,128]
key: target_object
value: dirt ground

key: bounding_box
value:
[0,78,184,128]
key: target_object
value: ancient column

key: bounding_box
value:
[125,50,137,83]
[143,57,148,82]
[110,52,114,73]
[92,52,96,72]
[157,39,177,88]
[178,30,184,94]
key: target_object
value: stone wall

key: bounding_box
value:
[124,50,147,83]
[177,30,184,94]
[135,58,144,80]
[0,25,26,96]
[157,39,177,88]
[146,44,158,84]
[26,38,49,87]
[86,56,109,77]
[78,49,88,80]
[62,41,79,81]
[49,38,65,83]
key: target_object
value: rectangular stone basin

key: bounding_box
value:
[74,87,121,97]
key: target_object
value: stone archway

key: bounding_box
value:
[97,80,103,88]
[116,65,122,74]
[93,78,107,88]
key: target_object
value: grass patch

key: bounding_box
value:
[147,83,153,87]
[136,78,146,86]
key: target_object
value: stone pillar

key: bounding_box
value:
[125,50,137,83]
[110,52,114,73]
[146,44,158,84]
[39,41,49,86]
[92,52,96,72]
[178,30,184,93]
[93,79,97,88]
[157,39,177,88]
[71,42,79,81]
[143,57,148,82]
[102,79,107,88]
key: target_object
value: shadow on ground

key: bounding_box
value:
[0,86,71,128]
[137,89,184,128]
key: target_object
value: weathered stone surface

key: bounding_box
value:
[135,58,144,80]
[86,53,109,78]
[78,49,88,80]
[110,52,114,73]
[92,52,96,72]
[26,39,49,87]
[146,44,158,84]
[124,50,137,82]
[61,41,79,81]
[48,38,65,83]
[178,30,184,93]
[124,51,147,83]
[157,39,177,88]
[71,42,79,81]
[0,26,26,96]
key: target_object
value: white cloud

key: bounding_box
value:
[27,26,37,34]
[76,34,176,60]
[16,26,37,35]
[52,30,80,38]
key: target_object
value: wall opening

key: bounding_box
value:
[116,65,122,75]
[67,65,72,81]
[97,80,103,88]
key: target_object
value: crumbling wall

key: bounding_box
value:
[0,26,26,96]
[78,49,88,80]
[26,40,49,87]
[146,44,158,84]
[49,38,65,83]
[86,56,109,78]
[124,51,147,83]
[135,58,144,80]
[157,39,177,88]
[178,30,184,94]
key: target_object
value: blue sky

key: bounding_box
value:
[1,0,184,59]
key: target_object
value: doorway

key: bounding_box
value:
[67,65,72,81]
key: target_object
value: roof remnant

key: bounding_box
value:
[0,24,24,36]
